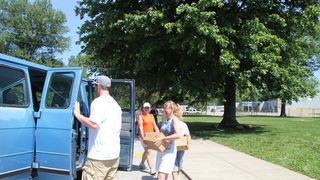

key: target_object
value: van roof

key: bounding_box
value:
[0,53,49,71]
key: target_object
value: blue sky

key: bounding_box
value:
[51,0,83,65]
[315,71,320,81]
[51,1,320,81]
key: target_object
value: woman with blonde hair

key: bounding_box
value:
[154,101,181,180]
[172,104,191,180]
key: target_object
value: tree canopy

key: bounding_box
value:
[76,0,320,127]
[0,0,69,67]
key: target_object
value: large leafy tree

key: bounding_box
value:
[0,0,69,67]
[68,54,96,78]
[77,0,320,128]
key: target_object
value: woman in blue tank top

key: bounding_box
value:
[154,101,182,180]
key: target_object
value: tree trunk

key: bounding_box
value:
[280,101,287,117]
[218,76,240,128]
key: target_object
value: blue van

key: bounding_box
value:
[0,53,135,179]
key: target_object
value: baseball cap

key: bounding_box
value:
[93,75,111,88]
[143,102,151,108]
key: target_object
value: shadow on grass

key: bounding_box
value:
[186,121,270,139]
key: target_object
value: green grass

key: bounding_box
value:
[183,116,320,179]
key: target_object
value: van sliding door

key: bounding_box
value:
[0,64,35,180]
[35,68,82,179]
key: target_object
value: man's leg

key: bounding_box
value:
[106,158,120,180]
[81,158,100,180]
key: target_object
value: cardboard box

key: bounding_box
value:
[143,132,169,152]
[176,136,188,151]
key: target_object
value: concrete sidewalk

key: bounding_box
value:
[182,137,314,180]
[116,138,314,180]
[116,139,186,180]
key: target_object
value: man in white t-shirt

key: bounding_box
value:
[74,75,122,180]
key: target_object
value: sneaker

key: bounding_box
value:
[139,164,147,171]
[150,170,156,176]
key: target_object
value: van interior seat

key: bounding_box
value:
[51,93,67,108]
[4,92,19,105]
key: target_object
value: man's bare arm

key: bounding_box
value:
[74,101,99,129]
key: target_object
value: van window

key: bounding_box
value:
[29,69,46,111]
[45,72,74,108]
[110,83,131,113]
[0,66,28,107]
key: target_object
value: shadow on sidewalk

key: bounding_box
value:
[141,176,157,180]
[130,165,158,178]
[186,122,270,139]
[130,165,149,173]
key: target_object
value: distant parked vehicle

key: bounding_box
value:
[184,107,201,114]
[157,108,164,115]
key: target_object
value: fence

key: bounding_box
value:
[287,107,320,117]
[205,106,320,117]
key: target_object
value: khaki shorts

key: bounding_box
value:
[82,157,119,180]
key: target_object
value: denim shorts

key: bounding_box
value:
[173,151,185,171]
